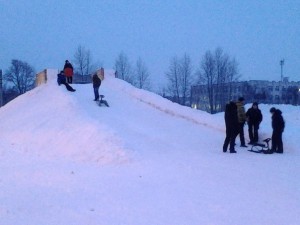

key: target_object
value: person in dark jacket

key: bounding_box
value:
[57,71,76,92]
[63,60,74,84]
[246,102,263,144]
[270,107,285,153]
[92,72,101,101]
[223,101,239,153]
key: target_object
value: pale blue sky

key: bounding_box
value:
[1,0,299,88]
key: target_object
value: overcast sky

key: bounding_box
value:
[1,0,299,88]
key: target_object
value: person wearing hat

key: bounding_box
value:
[270,107,285,153]
[63,60,74,84]
[236,97,247,147]
[246,102,263,144]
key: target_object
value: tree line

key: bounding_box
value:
[1,46,239,109]
[114,47,240,110]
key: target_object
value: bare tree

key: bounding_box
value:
[114,52,134,84]
[199,50,216,113]
[165,54,194,105]
[214,48,230,110]
[74,45,95,81]
[226,57,240,100]
[135,57,151,90]
[179,53,193,105]
[5,59,35,95]
[166,56,181,103]
[197,48,240,113]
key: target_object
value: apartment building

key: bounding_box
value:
[191,78,300,113]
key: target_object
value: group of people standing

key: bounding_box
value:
[57,60,104,101]
[223,97,285,154]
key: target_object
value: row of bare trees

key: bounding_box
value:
[165,48,239,108]
[73,45,102,82]
[72,46,240,110]
[197,48,239,112]
[73,46,152,91]
[114,52,151,90]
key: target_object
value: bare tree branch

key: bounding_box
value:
[114,52,134,84]
[5,59,35,94]
[135,57,151,90]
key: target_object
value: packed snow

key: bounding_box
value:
[0,69,299,225]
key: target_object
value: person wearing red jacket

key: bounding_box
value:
[63,60,74,84]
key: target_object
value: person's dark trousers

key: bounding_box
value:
[223,129,238,152]
[248,123,259,143]
[272,131,283,153]
[94,87,99,100]
[253,124,259,142]
[248,124,254,143]
[238,123,246,146]
[67,76,73,84]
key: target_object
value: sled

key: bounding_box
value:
[98,95,109,107]
[248,138,273,154]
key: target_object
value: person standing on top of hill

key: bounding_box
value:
[92,72,101,101]
[246,102,263,144]
[64,60,74,84]
[270,107,285,153]
[236,97,247,147]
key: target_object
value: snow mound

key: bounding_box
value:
[0,70,129,165]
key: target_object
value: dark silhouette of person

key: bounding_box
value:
[246,102,263,144]
[63,60,74,84]
[57,71,76,92]
[236,97,247,147]
[270,107,285,153]
[92,72,101,101]
[223,101,239,153]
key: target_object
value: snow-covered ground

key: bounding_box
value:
[0,69,299,225]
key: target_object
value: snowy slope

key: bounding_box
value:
[0,69,299,225]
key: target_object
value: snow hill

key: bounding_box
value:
[0,69,299,225]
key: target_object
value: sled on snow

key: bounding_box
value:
[248,138,273,154]
[98,95,109,107]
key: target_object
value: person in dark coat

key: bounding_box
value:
[223,101,239,153]
[63,60,74,84]
[246,102,263,144]
[270,107,285,153]
[57,71,76,92]
[92,72,101,101]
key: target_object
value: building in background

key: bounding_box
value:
[191,78,300,113]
